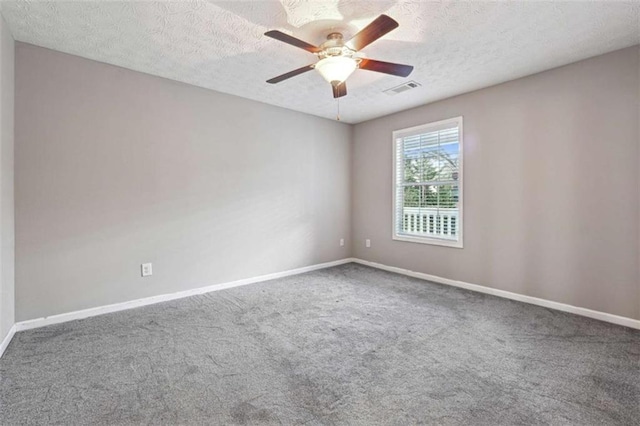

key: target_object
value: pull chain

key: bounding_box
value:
[336,97,340,121]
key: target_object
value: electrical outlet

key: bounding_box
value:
[365,239,371,248]
[340,238,345,247]
[141,263,153,277]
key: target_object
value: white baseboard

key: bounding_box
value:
[14,258,355,333]
[352,258,640,330]
[9,256,638,345]
[0,324,16,358]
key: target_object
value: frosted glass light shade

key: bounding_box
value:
[315,56,357,84]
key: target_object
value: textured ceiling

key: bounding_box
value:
[1,1,639,123]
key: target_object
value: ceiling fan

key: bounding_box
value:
[264,15,413,98]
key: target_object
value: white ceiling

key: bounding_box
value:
[1,1,639,124]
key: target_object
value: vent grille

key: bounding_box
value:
[384,80,421,95]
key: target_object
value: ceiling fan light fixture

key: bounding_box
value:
[315,56,357,84]
[264,15,411,99]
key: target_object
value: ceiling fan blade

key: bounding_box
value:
[267,64,315,84]
[345,15,399,51]
[332,82,347,98]
[264,30,320,53]
[359,59,413,77]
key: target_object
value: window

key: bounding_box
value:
[393,117,463,248]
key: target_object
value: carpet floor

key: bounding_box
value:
[1,263,638,425]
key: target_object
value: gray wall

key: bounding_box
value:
[352,46,640,320]
[15,43,351,321]
[0,16,14,340]
[13,42,640,323]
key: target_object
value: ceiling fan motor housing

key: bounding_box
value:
[318,33,359,61]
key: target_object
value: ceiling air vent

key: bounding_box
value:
[383,80,421,95]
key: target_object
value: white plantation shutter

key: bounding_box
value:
[393,117,463,248]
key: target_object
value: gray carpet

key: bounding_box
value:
[1,263,638,425]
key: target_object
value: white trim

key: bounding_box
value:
[393,233,462,248]
[9,256,638,343]
[0,324,16,358]
[352,258,640,330]
[14,258,355,332]
[392,117,462,139]
[392,116,464,249]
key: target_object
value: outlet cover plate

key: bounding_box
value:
[141,263,153,277]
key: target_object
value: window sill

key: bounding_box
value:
[393,234,464,249]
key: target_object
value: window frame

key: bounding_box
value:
[392,116,464,248]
